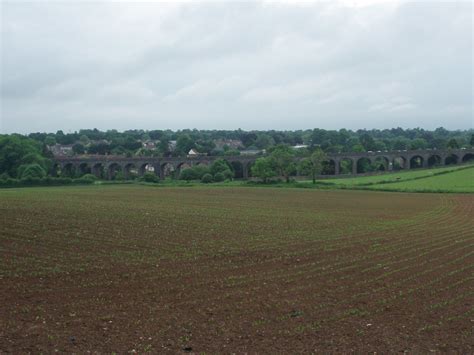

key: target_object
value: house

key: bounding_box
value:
[291,144,308,150]
[241,149,264,156]
[48,144,74,156]
[187,149,206,158]
[142,140,156,150]
[214,139,244,150]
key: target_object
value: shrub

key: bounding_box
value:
[141,172,159,183]
[81,174,97,181]
[179,166,211,181]
[213,172,225,182]
[19,164,46,180]
[201,173,213,183]
[179,168,198,181]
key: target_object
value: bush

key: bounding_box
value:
[81,174,97,181]
[201,173,213,183]
[222,169,233,180]
[179,168,199,181]
[179,165,211,181]
[213,172,225,182]
[18,164,46,179]
[141,172,159,183]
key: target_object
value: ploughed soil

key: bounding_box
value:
[0,186,473,353]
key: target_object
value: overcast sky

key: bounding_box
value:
[1,0,472,134]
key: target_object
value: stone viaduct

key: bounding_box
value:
[53,148,474,180]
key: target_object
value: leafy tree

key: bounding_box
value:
[255,134,275,149]
[44,136,56,146]
[269,145,295,183]
[19,164,46,180]
[470,134,474,147]
[410,138,427,150]
[299,149,327,184]
[359,133,376,151]
[141,172,159,183]
[201,173,213,183]
[210,159,233,178]
[0,135,47,177]
[447,138,460,149]
[176,134,195,156]
[213,172,225,182]
[72,143,85,155]
[251,157,276,183]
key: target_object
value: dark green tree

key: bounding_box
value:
[251,157,276,183]
[299,149,327,184]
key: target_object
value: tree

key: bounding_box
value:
[141,172,159,183]
[176,134,195,156]
[255,134,275,149]
[72,143,85,155]
[201,173,213,183]
[0,135,48,178]
[447,138,460,149]
[19,164,46,180]
[470,134,474,147]
[269,145,295,183]
[299,149,327,184]
[79,135,90,145]
[359,133,376,151]
[44,136,56,146]
[210,159,233,179]
[410,138,427,150]
[251,157,276,183]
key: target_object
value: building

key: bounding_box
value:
[48,144,74,156]
[214,139,244,150]
[187,149,206,157]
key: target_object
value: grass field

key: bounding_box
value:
[1,186,473,352]
[310,164,474,193]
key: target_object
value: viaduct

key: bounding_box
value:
[53,148,474,180]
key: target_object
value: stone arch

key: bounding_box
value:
[51,163,61,177]
[78,162,91,176]
[107,163,123,180]
[462,153,474,163]
[245,161,256,179]
[356,157,372,174]
[138,163,154,176]
[322,159,336,175]
[445,154,458,165]
[338,158,353,175]
[374,156,390,171]
[230,161,244,179]
[61,163,76,178]
[124,163,138,180]
[428,155,442,167]
[409,155,424,169]
[160,162,176,179]
[92,163,105,179]
[392,156,407,170]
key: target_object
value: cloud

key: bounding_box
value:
[1,0,472,133]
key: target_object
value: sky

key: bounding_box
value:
[1,0,472,134]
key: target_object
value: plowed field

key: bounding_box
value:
[0,186,472,353]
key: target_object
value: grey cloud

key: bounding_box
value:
[1,0,472,133]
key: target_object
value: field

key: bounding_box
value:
[1,186,473,352]
[313,164,474,193]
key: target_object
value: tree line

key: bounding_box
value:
[1,128,473,183]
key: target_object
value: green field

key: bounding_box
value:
[311,164,474,193]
